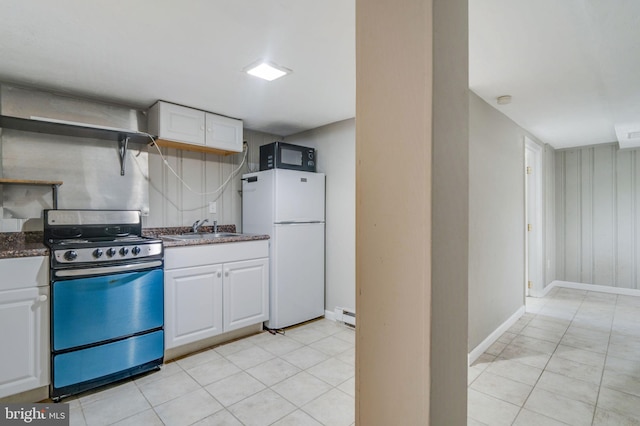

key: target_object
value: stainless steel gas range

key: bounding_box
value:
[44,210,164,401]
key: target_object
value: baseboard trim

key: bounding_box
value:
[325,309,337,321]
[552,280,640,297]
[540,280,558,297]
[468,305,526,366]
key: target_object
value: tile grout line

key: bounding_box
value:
[589,292,616,425]
[510,290,586,425]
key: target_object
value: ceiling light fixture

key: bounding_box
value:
[244,60,291,81]
[615,123,640,149]
[496,95,512,105]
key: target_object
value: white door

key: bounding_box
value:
[164,264,223,349]
[525,138,543,297]
[205,113,243,152]
[158,102,205,145]
[274,170,325,223]
[223,258,269,331]
[0,286,49,398]
[267,222,325,329]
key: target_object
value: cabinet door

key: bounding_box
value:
[158,102,206,145]
[0,286,49,398]
[165,264,223,349]
[223,258,269,331]
[205,112,243,152]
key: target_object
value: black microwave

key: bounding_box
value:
[259,142,316,172]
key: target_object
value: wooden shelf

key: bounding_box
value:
[153,138,237,156]
[0,178,62,208]
[0,178,63,186]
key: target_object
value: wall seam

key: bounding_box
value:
[613,146,618,287]
[629,151,638,288]
[562,151,567,279]
[578,149,583,282]
[590,147,595,284]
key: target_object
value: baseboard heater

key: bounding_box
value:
[334,307,356,328]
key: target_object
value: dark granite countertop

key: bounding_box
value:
[0,232,48,259]
[144,225,270,248]
[0,225,269,259]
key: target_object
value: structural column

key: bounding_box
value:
[356,0,469,424]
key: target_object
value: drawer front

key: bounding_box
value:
[52,330,163,388]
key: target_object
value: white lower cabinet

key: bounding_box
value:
[164,241,269,350]
[0,256,50,399]
[164,264,223,349]
[223,258,269,332]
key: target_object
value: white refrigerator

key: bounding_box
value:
[242,169,325,329]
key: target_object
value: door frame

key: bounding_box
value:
[525,137,544,297]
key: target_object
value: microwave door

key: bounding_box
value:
[279,147,303,168]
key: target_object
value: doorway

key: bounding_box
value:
[525,137,543,297]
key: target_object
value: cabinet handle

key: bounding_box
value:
[38,295,48,302]
[225,272,229,277]
[217,272,221,278]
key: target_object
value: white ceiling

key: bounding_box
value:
[1,2,638,148]
[0,1,355,137]
[470,0,640,149]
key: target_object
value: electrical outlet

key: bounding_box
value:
[209,201,217,214]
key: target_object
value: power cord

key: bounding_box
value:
[142,133,248,199]
[264,326,285,336]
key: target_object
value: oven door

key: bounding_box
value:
[51,268,163,351]
[51,268,164,395]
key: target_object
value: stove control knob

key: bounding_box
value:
[131,246,141,256]
[119,247,129,256]
[64,250,78,261]
[106,248,117,257]
[93,248,103,258]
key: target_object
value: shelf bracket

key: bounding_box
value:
[51,184,60,209]
[118,136,129,176]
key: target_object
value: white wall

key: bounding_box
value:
[146,128,280,229]
[556,143,640,288]
[285,119,356,313]
[468,92,550,350]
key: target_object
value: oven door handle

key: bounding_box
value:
[53,260,163,278]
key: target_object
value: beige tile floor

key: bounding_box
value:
[65,319,355,426]
[468,287,640,425]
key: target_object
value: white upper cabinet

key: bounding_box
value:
[150,102,206,146]
[148,101,243,154]
[205,112,243,152]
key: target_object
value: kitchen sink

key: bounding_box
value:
[160,232,242,241]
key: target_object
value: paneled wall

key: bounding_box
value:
[556,144,640,288]
[146,129,281,229]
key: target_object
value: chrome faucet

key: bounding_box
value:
[213,220,218,233]
[192,218,208,233]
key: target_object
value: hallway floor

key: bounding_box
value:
[468,287,640,425]
[65,319,354,426]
